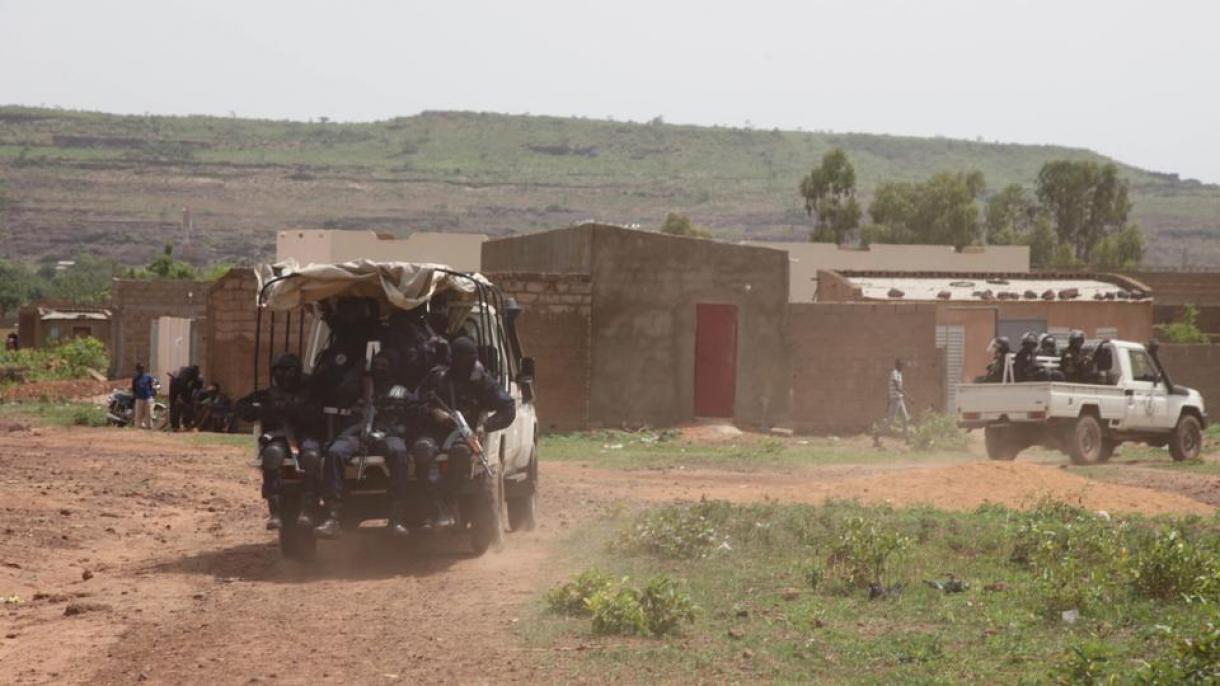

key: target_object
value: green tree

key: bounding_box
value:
[0,258,43,318]
[868,171,986,248]
[144,243,198,279]
[1161,305,1209,343]
[799,148,862,244]
[660,212,710,238]
[49,255,123,304]
[1035,160,1131,262]
[1026,219,1057,269]
[985,184,1039,245]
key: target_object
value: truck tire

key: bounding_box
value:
[1169,415,1203,462]
[469,470,504,556]
[1068,415,1104,465]
[278,495,317,562]
[1098,439,1118,462]
[984,426,1019,461]
[507,451,538,532]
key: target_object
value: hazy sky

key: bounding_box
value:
[3,0,1218,183]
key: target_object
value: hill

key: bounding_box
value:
[0,106,1217,267]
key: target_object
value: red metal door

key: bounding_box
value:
[694,303,738,418]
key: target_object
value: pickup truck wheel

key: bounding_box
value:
[984,426,1019,461]
[507,451,538,532]
[1169,415,1202,462]
[1068,415,1104,465]
[469,469,505,556]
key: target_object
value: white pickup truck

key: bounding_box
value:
[957,340,1207,464]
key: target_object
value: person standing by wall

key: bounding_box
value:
[885,358,910,440]
[131,363,157,430]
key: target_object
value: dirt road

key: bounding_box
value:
[1,427,1215,684]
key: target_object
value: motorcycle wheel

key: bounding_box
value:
[278,495,317,561]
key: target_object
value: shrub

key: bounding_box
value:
[827,516,911,588]
[558,572,698,637]
[545,569,616,616]
[1162,305,1209,344]
[1128,528,1215,601]
[1135,610,1220,684]
[0,337,109,384]
[588,586,647,636]
[910,411,969,451]
[70,405,107,427]
[638,575,698,636]
[612,500,734,559]
[1050,641,1120,685]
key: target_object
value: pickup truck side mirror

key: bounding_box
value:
[520,357,536,384]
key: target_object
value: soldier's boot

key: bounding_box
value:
[295,504,314,530]
[387,502,410,539]
[313,502,342,539]
[265,496,282,531]
[434,496,456,530]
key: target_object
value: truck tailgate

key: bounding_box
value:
[957,382,1053,423]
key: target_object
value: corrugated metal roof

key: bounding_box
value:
[845,275,1147,302]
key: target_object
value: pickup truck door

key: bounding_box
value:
[1122,349,1172,431]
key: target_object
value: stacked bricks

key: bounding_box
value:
[111,278,211,379]
[485,271,592,432]
[788,302,944,435]
[205,268,312,400]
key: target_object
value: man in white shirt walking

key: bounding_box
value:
[886,358,910,440]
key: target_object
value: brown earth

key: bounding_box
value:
[0,426,1216,684]
[0,378,116,403]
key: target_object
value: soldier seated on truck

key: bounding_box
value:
[312,298,381,538]
[1059,330,1090,383]
[976,336,1011,383]
[1014,332,1048,382]
[235,353,323,531]
[412,336,515,530]
[385,305,448,391]
[315,349,418,539]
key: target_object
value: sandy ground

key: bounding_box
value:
[0,426,1216,684]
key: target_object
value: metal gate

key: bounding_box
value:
[935,325,965,414]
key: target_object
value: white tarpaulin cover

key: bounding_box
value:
[257,259,490,312]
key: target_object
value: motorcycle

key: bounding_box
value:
[107,379,168,429]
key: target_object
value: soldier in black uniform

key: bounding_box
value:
[169,364,203,431]
[314,349,419,539]
[1059,330,1090,383]
[976,336,1011,383]
[1013,331,1046,382]
[235,353,323,531]
[311,298,382,538]
[385,305,448,391]
[413,336,515,529]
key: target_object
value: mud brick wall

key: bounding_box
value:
[1159,344,1220,413]
[485,271,592,432]
[206,269,313,401]
[789,303,944,435]
[111,279,211,379]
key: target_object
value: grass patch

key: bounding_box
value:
[0,400,108,427]
[540,430,973,471]
[527,498,1220,684]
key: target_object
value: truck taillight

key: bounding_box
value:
[962,412,980,420]
[1027,411,1046,420]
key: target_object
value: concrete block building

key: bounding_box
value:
[483,223,790,430]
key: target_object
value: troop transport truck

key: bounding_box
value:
[956,340,1207,464]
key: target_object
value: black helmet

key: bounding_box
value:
[271,353,302,371]
[271,353,303,390]
[1068,330,1085,348]
[1021,331,1039,350]
[1039,334,1057,355]
[990,336,1011,355]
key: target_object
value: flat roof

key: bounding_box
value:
[840,272,1149,302]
